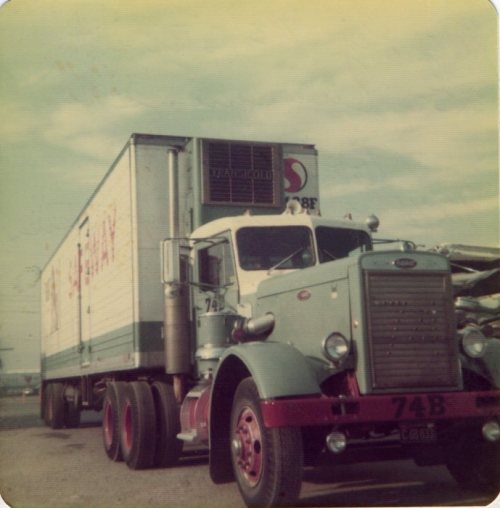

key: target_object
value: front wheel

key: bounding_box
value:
[230,378,303,507]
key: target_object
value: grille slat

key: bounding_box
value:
[365,271,459,391]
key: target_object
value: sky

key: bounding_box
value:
[0,0,498,371]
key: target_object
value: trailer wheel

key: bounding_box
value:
[42,384,51,426]
[151,381,183,467]
[41,384,47,423]
[446,434,500,491]
[120,381,157,469]
[46,382,65,429]
[102,381,126,461]
[63,387,81,428]
[230,378,303,507]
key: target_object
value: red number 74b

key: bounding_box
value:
[391,395,446,419]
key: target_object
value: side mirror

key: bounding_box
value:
[161,239,181,284]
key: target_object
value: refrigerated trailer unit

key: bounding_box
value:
[40,133,500,507]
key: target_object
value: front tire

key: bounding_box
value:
[230,378,303,507]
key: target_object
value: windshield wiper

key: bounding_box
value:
[267,247,306,275]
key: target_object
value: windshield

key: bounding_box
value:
[237,226,315,271]
[316,226,372,262]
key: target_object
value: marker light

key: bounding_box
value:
[326,431,347,454]
[482,420,500,442]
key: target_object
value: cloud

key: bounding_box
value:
[47,161,109,187]
[322,180,376,199]
[43,95,145,158]
[0,102,42,143]
[379,195,499,246]
[321,173,437,199]
[388,195,498,223]
[47,95,144,136]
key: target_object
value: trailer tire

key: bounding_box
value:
[42,384,51,426]
[46,382,65,429]
[102,381,126,461]
[64,387,81,428]
[446,434,500,492]
[230,377,303,507]
[120,381,157,469]
[41,384,48,423]
[151,381,183,467]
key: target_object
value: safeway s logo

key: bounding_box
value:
[284,158,308,193]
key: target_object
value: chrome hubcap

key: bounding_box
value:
[232,407,263,487]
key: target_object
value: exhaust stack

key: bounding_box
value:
[163,148,190,395]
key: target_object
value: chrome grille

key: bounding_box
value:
[365,271,459,391]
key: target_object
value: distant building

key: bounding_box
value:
[0,370,41,396]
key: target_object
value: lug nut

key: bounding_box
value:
[232,438,242,457]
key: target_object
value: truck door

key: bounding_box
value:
[78,218,91,367]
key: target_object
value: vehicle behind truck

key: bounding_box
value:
[41,133,500,507]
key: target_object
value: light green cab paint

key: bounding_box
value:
[246,250,453,395]
[216,341,321,399]
[254,256,354,370]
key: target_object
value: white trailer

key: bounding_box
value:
[40,133,319,414]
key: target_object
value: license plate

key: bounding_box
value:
[400,424,437,443]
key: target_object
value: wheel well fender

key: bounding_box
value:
[208,342,320,484]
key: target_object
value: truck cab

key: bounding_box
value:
[189,206,373,378]
[180,206,500,507]
[191,206,372,308]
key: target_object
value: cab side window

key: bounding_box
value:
[198,240,234,288]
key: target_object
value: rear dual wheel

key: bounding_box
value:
[102,380,182,469]
[102,381,127,461]
[120,381,157,470]
[151,381,183,467]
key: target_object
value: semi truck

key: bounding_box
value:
[40,133,500,507]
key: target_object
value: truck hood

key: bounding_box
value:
[255,256,355,300]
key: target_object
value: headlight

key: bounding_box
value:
[460,326,488,358]
[323,333,350,362]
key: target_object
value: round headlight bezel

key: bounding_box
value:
[461,326,488,358]
[323,332,350,363]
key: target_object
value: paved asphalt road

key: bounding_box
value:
[0,396,497,508]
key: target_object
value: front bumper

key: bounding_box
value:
[260,390,500,428]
